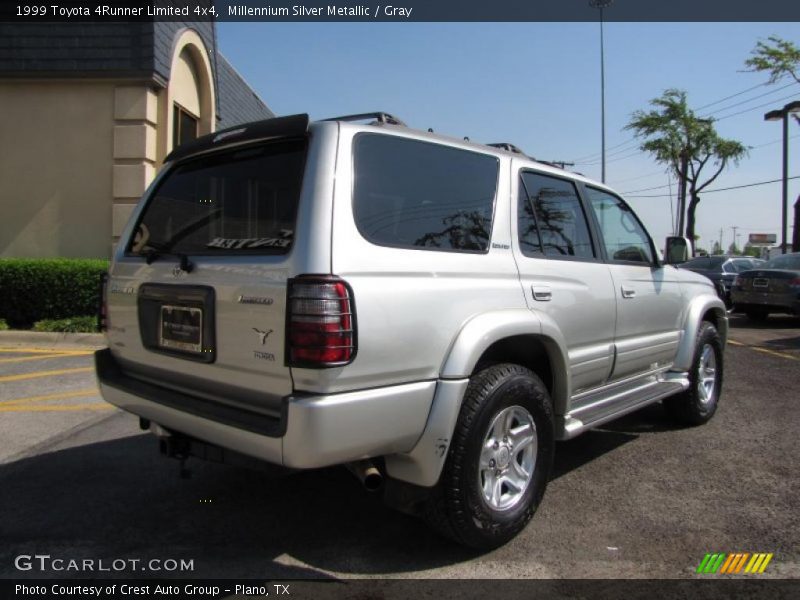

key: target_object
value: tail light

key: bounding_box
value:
[287,276,356,368]
[789,277,800,289]
[98,272,109,332]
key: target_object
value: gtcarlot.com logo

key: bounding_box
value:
[696,552,774,575]
[14,554,194,573]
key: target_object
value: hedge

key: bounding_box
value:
[33,316,99,333]
[0,258,109,328]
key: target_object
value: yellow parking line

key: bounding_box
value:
[0,388,99,406]
[0,403,113,413]
[0,347,93,355]
[0,367,93,382]
[728,339,797,361]
[0,352,93,364]
[751,347,798,361]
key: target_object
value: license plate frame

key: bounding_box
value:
[752,278,769,289]
[159,305,204,354]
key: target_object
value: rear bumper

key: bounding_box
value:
[731,290,800,314]
[95,349,435,469]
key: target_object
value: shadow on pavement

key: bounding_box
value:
[729,314,800,331]
[0,403,673,578]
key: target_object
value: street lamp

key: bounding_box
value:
[589,0,613,183]
[764,100,800,254]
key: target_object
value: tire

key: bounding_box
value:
[664,322,723,426]
[425,363,554,549]
[745,308,769,322]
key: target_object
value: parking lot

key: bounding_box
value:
[0,315,797,579]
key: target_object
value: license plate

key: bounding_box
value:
[159,305,203,353]
[753,278,769,288]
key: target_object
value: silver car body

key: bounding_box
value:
[98,117,728,488]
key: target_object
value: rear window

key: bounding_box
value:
[352,134,499,253]
[128,140,306,256]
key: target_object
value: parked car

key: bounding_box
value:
[96,112,728,549]
[731,252,800,321]
[679,255,765,307]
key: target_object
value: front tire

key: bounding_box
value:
[664,322,723,426]
[425,364,554,549]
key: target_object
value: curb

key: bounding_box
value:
[0,330,106,349]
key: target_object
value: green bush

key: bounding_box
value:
[32,316,99,333]
[0,258,108,328]
[0,319,8,331]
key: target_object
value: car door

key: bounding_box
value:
[512,167,617,395]
[582,185,684,380]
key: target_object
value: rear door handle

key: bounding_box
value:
[532,285,552,302]
[621,286,636,299]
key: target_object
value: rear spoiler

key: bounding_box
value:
[164,113,310,163]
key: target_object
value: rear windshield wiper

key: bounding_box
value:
[142,243,194,273]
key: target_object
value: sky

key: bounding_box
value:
[217,21,800,253]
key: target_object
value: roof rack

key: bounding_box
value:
[486,142,529,156]
[323,112,406,126]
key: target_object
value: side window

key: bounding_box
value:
[585,187,654,265]
[352,134,499,253]
[518,172,595,259]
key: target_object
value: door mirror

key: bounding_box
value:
[665,236,690,264]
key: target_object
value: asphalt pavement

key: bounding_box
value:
[0,319,797,579]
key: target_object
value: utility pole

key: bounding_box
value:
[718,228,723,254]
[589,0,613,183]
[730,226,740,255]
[547,160,575,170]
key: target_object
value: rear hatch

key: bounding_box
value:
[106,127,309,418]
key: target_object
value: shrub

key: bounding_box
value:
[32,316,99,333]
[0,258,108,328]
[0,319,8,331]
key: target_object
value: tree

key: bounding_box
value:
[745,36,800,126]
[626,90,747,254]
[742,243,761,258]
[745,36,800,84]
[728,242,740,255]
[711,241,722,255]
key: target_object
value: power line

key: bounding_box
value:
[569,79,778,164]
[699,81,798,118]
[570,138,639,163]
[617,134,800,194]
[714,91,800,122]
[626,174,800,198]
[694,82,769,111]
[607,169,670,185]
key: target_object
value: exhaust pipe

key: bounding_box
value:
[346,459,383,492]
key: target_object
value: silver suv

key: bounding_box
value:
[96,112,727,549]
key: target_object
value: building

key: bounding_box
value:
[0,22,274,258]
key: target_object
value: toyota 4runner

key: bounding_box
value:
[96,112,727,549]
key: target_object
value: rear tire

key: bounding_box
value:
[425,363,554,549]
[664,322,723,426]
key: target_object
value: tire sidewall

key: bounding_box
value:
[458,368,554,537]
[689,324,723,420]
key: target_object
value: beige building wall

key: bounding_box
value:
[0,81,116,258]
[0,29,216,259]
